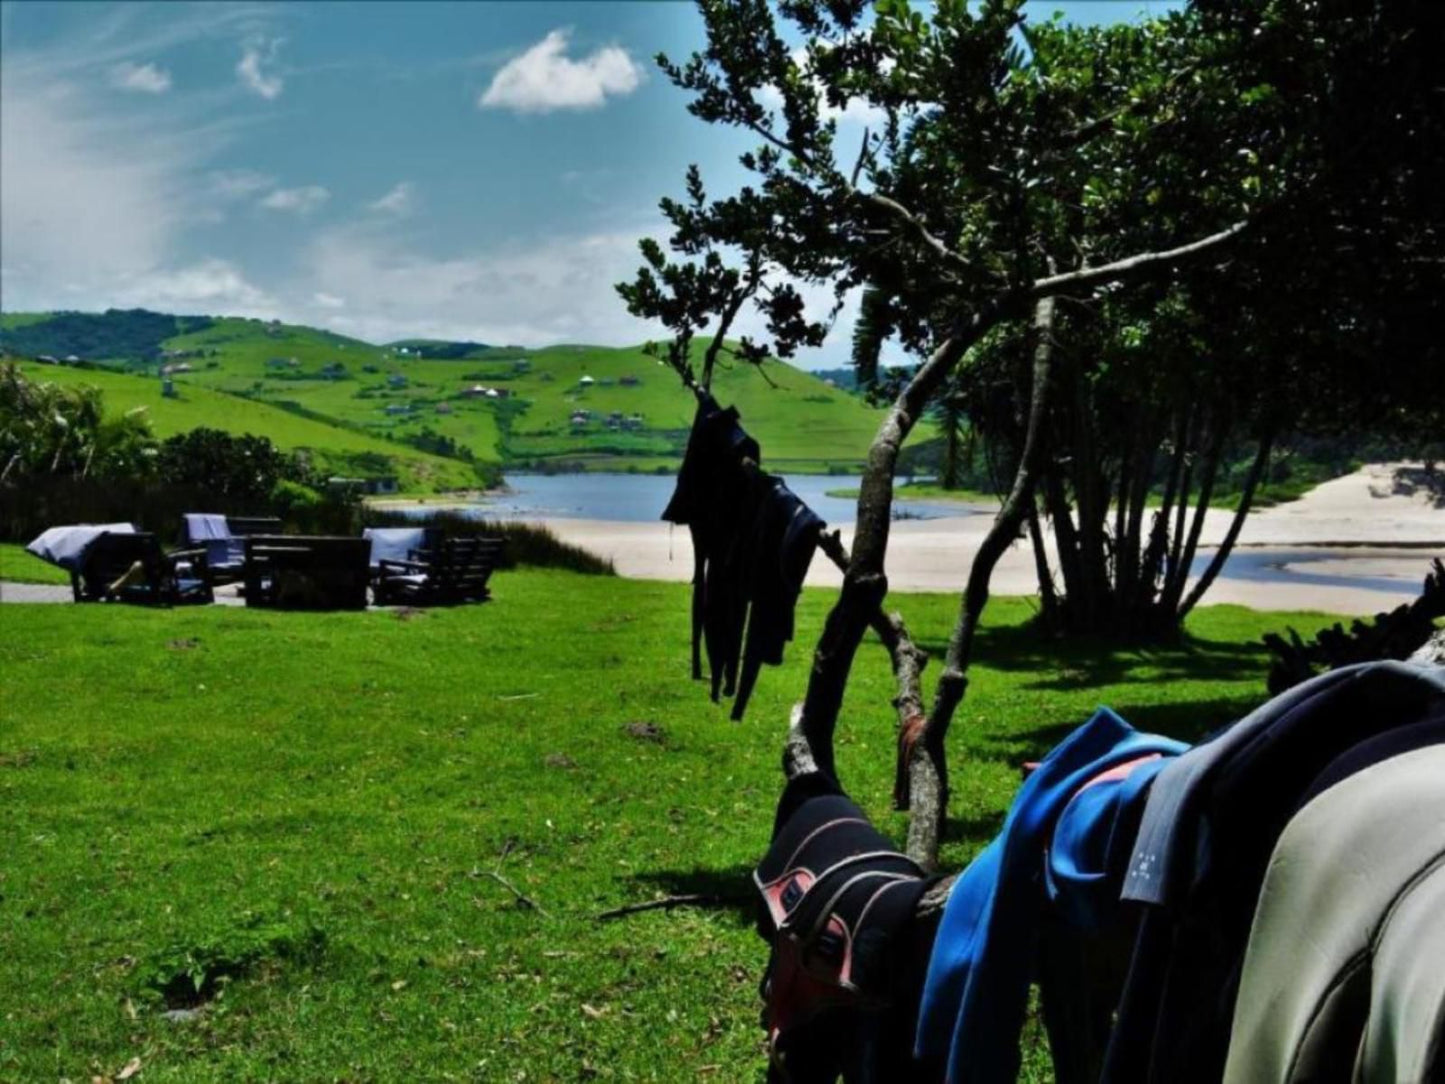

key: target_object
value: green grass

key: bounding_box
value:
[0,542,70,585]
[12,360,477,492]
[0,571,1340,1081]
[827,480,1000,504]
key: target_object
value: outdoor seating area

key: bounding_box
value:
[23,519,503,610]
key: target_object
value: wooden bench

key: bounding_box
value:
[72,532,214,606]
[375,535,504,606]
[242,535,371,611]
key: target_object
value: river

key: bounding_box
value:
[389,472,1434,600]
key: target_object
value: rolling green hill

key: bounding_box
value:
[8,360,478,492]
[4,310,924,479]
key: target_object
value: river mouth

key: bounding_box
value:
[388,472,987,526]
[1189,546,1439,596]
[382,473,1440,597]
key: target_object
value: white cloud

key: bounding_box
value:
[368,181,414,216]
[237,39,284,100]
[111,259,276,312]
[2,59,189,300]
[111,61,172,94]
[260,185,330,214]
[207,169,275,200]
[300,224,660,347]
[479,29,643,114]
[758,47,888,128]
[313,291,346,309]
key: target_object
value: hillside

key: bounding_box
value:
[8,360,478,492]
[4,310,919,477]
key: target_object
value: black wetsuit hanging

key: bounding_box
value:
[660,394,826,720]
[662,393,760,690]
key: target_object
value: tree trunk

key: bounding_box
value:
[1160,422,1226,618]
[904,297,1057,868]
[794,315,998,776]
[1027,497,1060,624]
[1179,434,1273,618]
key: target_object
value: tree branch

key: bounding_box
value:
[1030,219,1251,297]
[906,295,1058,869]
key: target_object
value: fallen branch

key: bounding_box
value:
[596,893,746,921]
[476,842,551,917]
[483,871,550,917]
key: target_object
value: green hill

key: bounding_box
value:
[4,309,924,477]
[8,360,477,492]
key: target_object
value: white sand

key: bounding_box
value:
[533,463,1443,615]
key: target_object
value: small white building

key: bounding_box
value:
[578,374,595,387]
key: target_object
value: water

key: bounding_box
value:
[1188,547,1425,596]
[406,472,987,525]
[395,473,1430,596]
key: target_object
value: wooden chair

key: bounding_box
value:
[242,535,371,611]
[71,532,214,606]
[374,535,504,606]
[181,516,283,585]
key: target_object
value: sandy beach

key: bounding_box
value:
[529,463,1444,615]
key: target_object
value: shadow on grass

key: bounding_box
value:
[944,808,1005,848]
[621,863,758,926]
[907,622,1269,694]
[973,692,1260,764]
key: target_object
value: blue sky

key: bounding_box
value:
[0,1,1178,367]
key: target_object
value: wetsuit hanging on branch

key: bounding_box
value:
[661,394,824,720]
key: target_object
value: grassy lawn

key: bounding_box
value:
[0,571,1336,1081]
[0,542,71,585]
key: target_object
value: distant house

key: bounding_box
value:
[608,411,624,422]
[622,414,644,431]
[387,374,407,388]
[171,362,193,373]
[384,403,410,416]
[570,415,589,428]
[461,384,490,399]
[822,377,838,388]
[65,354,82,364]
[435,402,453,415]
[37,355,59,364]
[619,374,640,387]
[327,475,399,496]
[578,375,595,387]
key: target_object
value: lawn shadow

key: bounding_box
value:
[621,863,758,926]
[982,692,1261,762]
[909,622,1269,693]
[944,808,1005,848]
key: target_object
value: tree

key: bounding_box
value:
[617,0,1296,870]
[0,363,157,483]
[155,428,302,502]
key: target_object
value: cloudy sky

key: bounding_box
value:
[0,1,1177,368]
